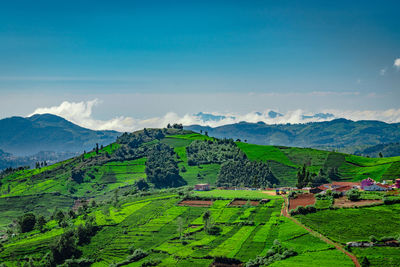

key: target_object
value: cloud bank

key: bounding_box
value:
[394,58,400,68]
[28,99,400,132]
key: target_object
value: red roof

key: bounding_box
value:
[332,181,360,187]
[333,185,353,192]
[376,183,391,188]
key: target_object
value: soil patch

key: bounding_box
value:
[289,193,315,210]
[229,200,259,206]
[333,197,383,208]
[262,191,277,196]
[178,200,213,207]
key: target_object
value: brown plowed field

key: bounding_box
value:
[178,200,213,207]
[334,197,383,208]
[289,193,315,210]
[229,200,259,206]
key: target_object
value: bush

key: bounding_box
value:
[50,229,81,265]
[207,226,222,235]
[59,258,94,267]
[290,205,316,216]
[383,196,400,205]
[346,189,361,201]
[112,249,149,267]
[18,213,36,233]
[141,259,161,267]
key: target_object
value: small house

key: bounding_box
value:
[361,178,375,190]
[363,183,389,191]
[396,179,400,189]
[194,184,210,191]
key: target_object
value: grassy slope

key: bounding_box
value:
[237,142,400,184]
[2,132,400,200]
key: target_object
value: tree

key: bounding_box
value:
[36,216,46,232]
[361,256,370,267]
[54,210,65,224]
[346,189,361,201]
[177,217,184,241]
[18,213,36,233]
[95,143,99,154]
[136,179,149,191]
[50,229,80,265]
[202,210,211,233]
[379,152,383,158]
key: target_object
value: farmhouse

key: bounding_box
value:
[194,183,210,191]
[396,179,400,189]
[361,178,390,191]
[361,177,375,189]
[363,183,389,191]
[315,182,360,195]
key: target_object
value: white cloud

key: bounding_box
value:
[394,58,400,68]
[28,99,400,132]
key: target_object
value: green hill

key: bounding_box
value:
[1,128,400,227]
[1,128,400,266]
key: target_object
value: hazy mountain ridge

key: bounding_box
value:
[0,114,120,156]
[185,119,400,154]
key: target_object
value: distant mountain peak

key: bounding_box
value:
[267,110,283,118]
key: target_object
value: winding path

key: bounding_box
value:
[281,196,360,267]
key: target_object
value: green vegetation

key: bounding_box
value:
[1,128,400,266]
[296,204,400,243]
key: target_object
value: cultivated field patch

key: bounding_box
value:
[289,193,315,210]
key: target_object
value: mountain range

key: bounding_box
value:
[185,118,400,154]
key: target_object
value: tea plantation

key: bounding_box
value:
[0,190,354,266]
[0,128,400,266]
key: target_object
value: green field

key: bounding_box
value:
[296,204,400,243]
[0,190,356,266]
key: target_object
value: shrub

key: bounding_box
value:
[18,213,36,233]
[207,226,222,235]
[141,259,161,266]
[346,189,361,201]
[59,258,94,267]
[383,196,400,205]
[50,229,81,265]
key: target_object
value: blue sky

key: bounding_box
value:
[0,0,399,130]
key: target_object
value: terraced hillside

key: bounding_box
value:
[1,128,400,266]
[1,129,400,230]
[0,190,354,266]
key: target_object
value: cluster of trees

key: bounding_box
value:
[296,165,340,188]
[145,143,187,188]
[17,213,46,233]
[246,240,297,267]
[167,123,183,129]
[47,221,97,266]
[0,166,30,180]
[117,129,164,147]
[35,161,48,169]
[217,159,278,188]
[202,210,221,235]
[186,139,246,165]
